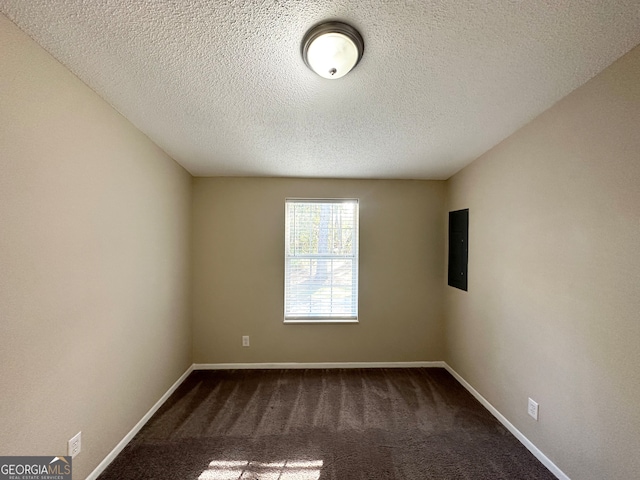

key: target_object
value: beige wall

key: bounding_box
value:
[192,178,445,363]
[0,15,192,479]
[445,45,640,479]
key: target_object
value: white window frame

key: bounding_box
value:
[284,198,359,324]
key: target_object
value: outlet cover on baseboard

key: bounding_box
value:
[528,398,539,421]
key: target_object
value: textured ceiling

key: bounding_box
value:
[1,1,639,179]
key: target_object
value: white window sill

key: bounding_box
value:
[284,319,359,325]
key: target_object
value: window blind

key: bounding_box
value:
[284,199,359,320]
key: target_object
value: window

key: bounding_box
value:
[284,199,359,322]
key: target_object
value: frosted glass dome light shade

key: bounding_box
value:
[302,22,364,79]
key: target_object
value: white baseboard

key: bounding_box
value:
[85,364,194,480]
[443,364,570,480]
[194,361,446,370]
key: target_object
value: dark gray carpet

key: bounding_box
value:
[98,368,556,479]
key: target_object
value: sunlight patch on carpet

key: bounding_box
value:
[198,459,323,480]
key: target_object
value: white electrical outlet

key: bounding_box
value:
[68,432,81,458]
[242,336,250,347]
[528,398,539,421]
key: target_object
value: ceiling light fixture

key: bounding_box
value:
[302,21,364,79]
